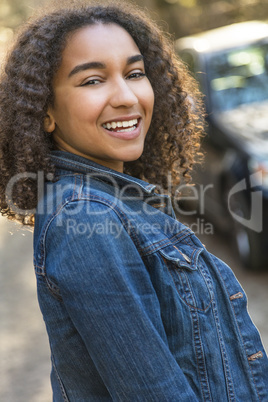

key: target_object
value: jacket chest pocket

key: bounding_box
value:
[159,244,213,311]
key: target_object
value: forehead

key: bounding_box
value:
[62,23,140,63]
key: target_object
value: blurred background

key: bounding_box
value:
[1,0,268,37]
[1,0,268,401]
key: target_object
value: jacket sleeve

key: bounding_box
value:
[46,200,198,401]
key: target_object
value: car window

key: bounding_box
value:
[207,41,268,111]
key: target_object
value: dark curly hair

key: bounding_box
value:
[0,0,204,226]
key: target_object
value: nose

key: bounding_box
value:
[109,77,138,108]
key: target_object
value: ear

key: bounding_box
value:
[44,108,56,133]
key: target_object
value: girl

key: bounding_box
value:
[0,1,267,400]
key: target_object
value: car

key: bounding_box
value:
[175,21,268,270]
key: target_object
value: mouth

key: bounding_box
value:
[102,118,139,133]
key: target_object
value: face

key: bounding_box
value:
[45,23,154,172]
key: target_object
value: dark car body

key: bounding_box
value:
[175,21,268,269]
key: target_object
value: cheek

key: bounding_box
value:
[136,80,154,115]
[54,88,102,120]
[144,88,155,122]
[145,83,155,111]
[74,95,105,124]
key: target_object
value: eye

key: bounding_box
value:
[81,78,102,86]
[127,71,146,80]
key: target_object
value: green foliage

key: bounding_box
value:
[0,0,268,39]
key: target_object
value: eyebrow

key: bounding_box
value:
[68,54,144,78]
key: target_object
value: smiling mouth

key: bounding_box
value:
[102,118,139,132]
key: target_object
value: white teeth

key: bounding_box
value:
[117,126,136,133]
[103,118,138,130]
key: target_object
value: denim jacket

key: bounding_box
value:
[33,151,268,401]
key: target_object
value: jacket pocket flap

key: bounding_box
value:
[159,244,203,270]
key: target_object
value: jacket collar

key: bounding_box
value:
[50,151,156,195]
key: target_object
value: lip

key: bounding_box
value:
[102,117,142,140]
[102,114,141,125]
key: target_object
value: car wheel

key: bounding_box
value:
[228,192,264,270]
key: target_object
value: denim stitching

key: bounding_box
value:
[178,265,213,311]
[51,155,155,192]
[36,174,82,271]
[77,194,142,249]
[71,175,77,200]
[36,174,193,268]
[36,192,141,300]
[37,198,76,272]
[77,175,83,199]
[173,245,189,260]
[140,230,193,255]
[51,353,70,402]
[179,269,197,307]
[37,194,142,272]
[173,243,214,309]
[211,297,236,401]
[191,307,213,402]
[210,254,262,400]
[162,257,212,312]
[45,276,63,301]
[206,254,241,402]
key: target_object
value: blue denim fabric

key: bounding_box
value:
[34,151,268,401]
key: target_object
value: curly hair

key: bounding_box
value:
[0,0,204,226]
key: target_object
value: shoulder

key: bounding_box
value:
[34,173,133,267]
[36,172,128,225]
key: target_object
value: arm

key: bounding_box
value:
[47,200,197,401]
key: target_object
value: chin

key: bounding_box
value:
[121,148,144,163]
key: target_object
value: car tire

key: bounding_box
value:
[228,190,264,270]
